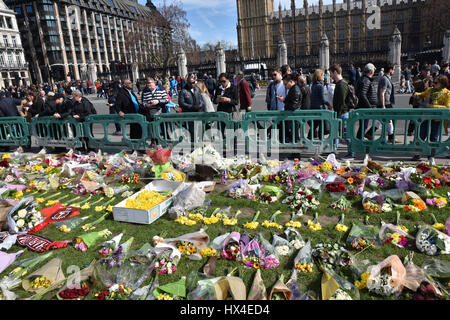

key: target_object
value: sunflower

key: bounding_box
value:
[253,262,260,269]
[178,246,186,253]
[347,177,354,185]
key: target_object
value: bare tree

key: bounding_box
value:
[124,0,197,74]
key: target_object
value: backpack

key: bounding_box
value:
[345,82,358,110]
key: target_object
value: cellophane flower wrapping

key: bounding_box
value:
[293,240,312,267]
[147,149,171,165]
[362,192,393,213]
[416,225,450,256]
[346,223,380,249]
[163,229,210,261]
[95,260,152,292]
[366,255,407,297]
[168,184,205,218]
[272,234,293,260]
[379,222,414,248]
[221,232,241,261]
[422,258,450,279]
[6,197,39,234]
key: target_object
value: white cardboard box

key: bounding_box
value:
[112,180,184,225]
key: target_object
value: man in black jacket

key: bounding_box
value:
[115,79,144,139]
[179,75,204,143]
[206,74,216,98]
[38,93,72,119]
[277,74,302,144]
[72,90,96,122]
[0,95,21,117]
[179,76,204,113]
[213,73,238,114]
[355,63,377,140]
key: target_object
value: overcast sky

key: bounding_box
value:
[140,0,336,47]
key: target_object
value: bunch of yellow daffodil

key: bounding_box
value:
[307,220,322,231]
[188,213,205,222]
[262,220,283,230]
[203,215,221,225]
[174,216,196,226]
[285,221,302,229]
[335,224,349,233]
[243,221,259,230]
[223,217,238,226]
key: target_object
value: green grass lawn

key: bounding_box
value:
[3,182,450,300]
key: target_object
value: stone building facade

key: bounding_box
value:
[237,0,450,69]
[0,0,30,88]
[5,0,168,84]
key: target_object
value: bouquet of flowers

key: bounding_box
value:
[272,233,292,259]
[285,227,305,250]
[177,240,197,257]
[330,196,352,212]
[400,191,426,212]
[366,255,407,297]
[346,223,379,251]
[258,185,283,203]
[221,232,241,261]
[163,230,210,261]
[416,225,450,256]
[325,181,346,194]
[312,243,353,272]
[227,179,258,200]
[95,282,133,300]
[283,187,319,216]
[241,238,280,270]
[100,237,134,269]
[149,242,181,275]
[11,204,42,233]
[121,173,141,184]
[362,192,393,213]
[379,222,414,249]
[422,176,441,189]
[293,241,313,273]
[426,197,447,209]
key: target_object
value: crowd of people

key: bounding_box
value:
[0,59,449,159]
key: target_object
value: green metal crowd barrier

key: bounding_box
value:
[84,114,149,151]
[240,110,342,155]
[345,108,450,157]
[31,116,84,149]
[3,109,450,159]
[0,117,31,147]
[152,112,234,149]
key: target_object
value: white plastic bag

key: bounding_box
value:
[168,184,206,218]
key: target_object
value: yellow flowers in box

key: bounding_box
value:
[30,276,51,289]
[124,191,167,210]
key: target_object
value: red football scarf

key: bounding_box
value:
[16,233,71,253]
[28,204,81,234]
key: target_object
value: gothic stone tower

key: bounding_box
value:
[236,0,274,60]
